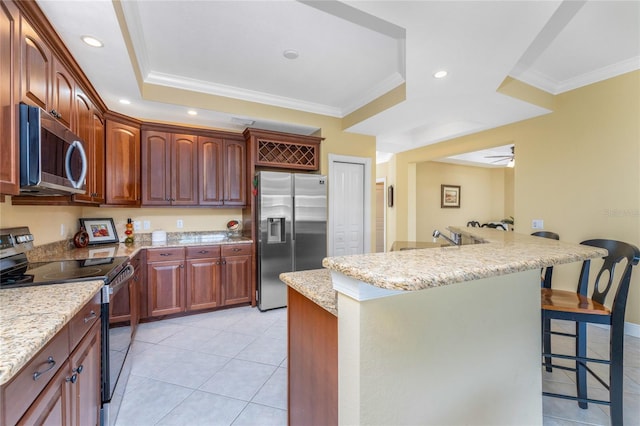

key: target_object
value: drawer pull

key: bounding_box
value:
[232,248,241,252]
[33,357,56,381]
[160,253,172,257]
[198,250,208,254]
[73,365,84,374]
[84,310,97,323]
[66,374,78,384]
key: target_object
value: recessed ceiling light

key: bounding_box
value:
[187,110,198,116]
[81,36,103,48]
[119,99,131,105]
[283,49,299,60]
[433,70,448,79]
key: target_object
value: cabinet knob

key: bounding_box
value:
[66,374,78,384]
[73,364,84,374]
[84,310,97,323]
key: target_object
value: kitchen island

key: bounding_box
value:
[281,227,607,425]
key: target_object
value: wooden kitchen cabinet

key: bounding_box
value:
[19,14,51,110]
[51,57,73,128]
[186,245,222,311]
[0,0,20,195]
[1,294,102,426]
[146,248,185,317]
[198,136,246,206]
[68,320,101,426]
[221,244,252,305]
[105,113,141,206]
[141,129,198,206]
[142,244,252,318]
[72,91,105,204]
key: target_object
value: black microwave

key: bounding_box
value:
[19,104,87,195]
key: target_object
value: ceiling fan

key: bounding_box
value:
[485,145,515,167]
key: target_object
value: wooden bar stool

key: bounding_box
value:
[531,231,560,372]
[541,239,639,425]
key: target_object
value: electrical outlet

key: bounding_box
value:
[134,221,141,231]
[532,219,544,229]
[177,219,184,229]
[143,220,151,230]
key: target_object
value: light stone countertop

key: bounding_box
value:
[28,233,253,262]
[322,227,608,292]
[0,280,104,385]
[280,269,336,316]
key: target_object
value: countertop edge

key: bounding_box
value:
[280,269,337,316]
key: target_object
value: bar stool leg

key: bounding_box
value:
[610,324,624,425]
[543,317,552,372]
[576,321,588,409]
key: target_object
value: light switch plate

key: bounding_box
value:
[143,220,151,230]
[532,219,544,229]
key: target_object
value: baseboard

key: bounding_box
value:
[592,321,640,338]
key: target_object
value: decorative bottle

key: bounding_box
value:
[124,218,134,244]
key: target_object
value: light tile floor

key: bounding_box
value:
[114,308,640,426]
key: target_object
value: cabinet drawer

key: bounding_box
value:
[69,291,101,350]
[222,244,253,257]
[186,245,221,259]
[146,247,185,262]
[2,327,70,426]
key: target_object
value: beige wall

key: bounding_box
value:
[389,70,640,325]
[415,162,509,240]
[1,93,378,249]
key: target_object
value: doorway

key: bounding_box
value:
[375,179,386,252]
[328,154,371,256]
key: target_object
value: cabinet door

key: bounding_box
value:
[69,321,101,426]
[147,260,184,317]
[186,257,221,311]
[91,111,105,204]
[172,134,198,205]
[0,0,19,195]
[141,130,171,205]
[223,139,246,206]
[222,255,251,305]
[197,136,224,206]
[71,91,94,203]
[17,360,72,426]
[105,120,140,206]
[51,57,73,128]
[20,16,50,110]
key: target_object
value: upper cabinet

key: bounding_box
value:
[0,0,20,195]
[141,124,246,208]
[72,90,104,204]
[141,128,198,206]
[244,128,322,171]
[50,56,73,128]
[19,15,50,110]
[105,113,141,206]
[199,136,246,207]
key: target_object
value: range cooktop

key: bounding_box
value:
[0,256,130,289]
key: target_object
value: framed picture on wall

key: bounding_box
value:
[441,185,461,208]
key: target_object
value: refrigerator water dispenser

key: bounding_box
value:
[267,217,285,243]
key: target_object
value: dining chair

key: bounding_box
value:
[466,221,481,227]
[541,239,639,425]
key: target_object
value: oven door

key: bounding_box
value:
[101,273,133,405]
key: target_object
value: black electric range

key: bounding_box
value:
[0,226,128,288]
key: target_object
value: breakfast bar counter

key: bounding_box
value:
[282,228,607,425]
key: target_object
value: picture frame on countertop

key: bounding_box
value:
[79,218,119,245]
[441,184,461,208]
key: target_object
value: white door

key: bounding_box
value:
[329,155,371,256]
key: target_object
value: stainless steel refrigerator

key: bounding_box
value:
[256,171,327,311]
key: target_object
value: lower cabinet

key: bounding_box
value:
[2,294,102,426]
[145,244,252,318]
